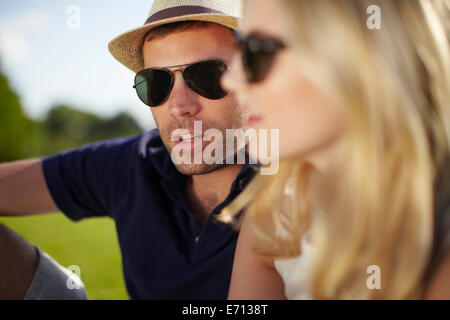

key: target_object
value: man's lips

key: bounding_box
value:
[171,132,208,151]
[172,133,203,143]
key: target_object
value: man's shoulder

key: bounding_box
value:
[72,128,162,156]
[45,128,174,182]
[44,129,163,167]
[136,128,165,158]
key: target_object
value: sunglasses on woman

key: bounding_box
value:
[233,30,286,83]
[133,60,229,108]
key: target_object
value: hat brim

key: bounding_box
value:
[108,14,239,73]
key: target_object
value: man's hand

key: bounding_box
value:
[0,159,59,216]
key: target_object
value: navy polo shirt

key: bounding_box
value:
[42,129,256,300]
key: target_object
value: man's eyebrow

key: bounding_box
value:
[163,62,196,69]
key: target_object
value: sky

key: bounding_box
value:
[0,0,157,130]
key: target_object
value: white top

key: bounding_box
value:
[274,232,314,300]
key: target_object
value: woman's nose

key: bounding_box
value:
[222,52,247,95]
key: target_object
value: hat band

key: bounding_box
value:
[145,5,227,25]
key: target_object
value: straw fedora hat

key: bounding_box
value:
[108,0,242,73]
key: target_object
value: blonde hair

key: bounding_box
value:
[220,0,450,299]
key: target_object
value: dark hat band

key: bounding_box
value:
[144,5,227,25]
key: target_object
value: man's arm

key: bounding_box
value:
[227,214,286,300]
[0,159,59,216]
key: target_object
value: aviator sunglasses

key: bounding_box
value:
[133,60,229,107]
[233,30,286,83]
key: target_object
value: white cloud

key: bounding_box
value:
[0,10,49,66]
[14,10,50,32]
[0,28,30,65]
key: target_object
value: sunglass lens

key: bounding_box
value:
[244,37,280,83]
[183,60,228,100]
[134,69,173,107]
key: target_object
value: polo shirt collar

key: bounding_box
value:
[138,129,259,186]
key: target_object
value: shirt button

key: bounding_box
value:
[238,178,246,190]
[195,236,200,243]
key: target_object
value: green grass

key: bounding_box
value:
[0,213,129,300]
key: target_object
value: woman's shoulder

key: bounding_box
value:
[425,163,450,299]
[425,246,450,299]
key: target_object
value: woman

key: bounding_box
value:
[220,0,450,299]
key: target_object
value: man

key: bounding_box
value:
[0,0,254,300]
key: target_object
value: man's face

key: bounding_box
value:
[142,23,247,175]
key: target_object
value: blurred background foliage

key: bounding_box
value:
[0,65,139,299]
[0,65,142,162]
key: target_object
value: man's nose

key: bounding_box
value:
[167,72,201,118]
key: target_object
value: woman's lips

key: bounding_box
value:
[241,102,263,126]
[247,115,263,126]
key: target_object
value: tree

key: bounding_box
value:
[0,67,31,162]
[0,64,143,159]
[89,111,142,141]
[42,105,142,155]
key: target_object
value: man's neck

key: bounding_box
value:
[185,164,243,228]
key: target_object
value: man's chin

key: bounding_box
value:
[173,163,227,176]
